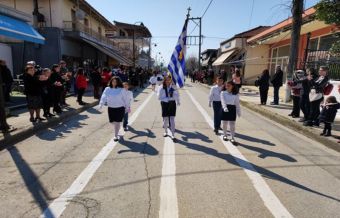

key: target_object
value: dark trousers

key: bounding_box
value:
[292,95,300,117]
[308,98,323,124]
[323,122,332,134]
[123,112,128,128]
[53,90,62,112]
[259,87,269,104]
[93,85,100,99]
[213,101,222,130]
[300,95,310,119]
[273,86,280,104]
[77,88,85,103]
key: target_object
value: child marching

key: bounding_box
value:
[123,82,134,131]
[209,76,224,135]
[220,81,241,144]
[99,76,130,142]
[157,75,180,142]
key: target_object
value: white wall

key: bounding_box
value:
[0,43,13,74]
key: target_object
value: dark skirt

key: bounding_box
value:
[161,101,176,117]
[108,107,125,122]
[221,105,237,121]
[26,95,42,109]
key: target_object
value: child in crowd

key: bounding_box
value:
[319,96,339,137]
[221,81,241,144]
[75,68,88,105]
[149,73,157,91]
[123,82,134,131]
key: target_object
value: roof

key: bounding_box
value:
[247,7,316,43]
[114,21,152,38]
[79,0,115,28]
[220,26,270,45]
[201,49,218,54]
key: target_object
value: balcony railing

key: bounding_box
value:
[63,21,116,50]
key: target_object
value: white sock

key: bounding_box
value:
[222,121,228,137]
[230,121,235,139]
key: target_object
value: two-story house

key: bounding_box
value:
[0,0,133,76]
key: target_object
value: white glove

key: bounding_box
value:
[209,102,212,107]
[223,108,229,112]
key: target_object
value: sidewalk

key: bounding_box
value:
[197,82,340,152]
[239,87,340,151]
[0,92,98,148]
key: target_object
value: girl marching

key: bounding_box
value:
[221,81,241,144]
[99,76,130,142]
[157,75,180,142]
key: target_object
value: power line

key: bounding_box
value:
[248,0,255,28]
[188,0,214,35]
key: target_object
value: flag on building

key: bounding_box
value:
[168,19,188,88]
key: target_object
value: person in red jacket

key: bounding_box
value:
[101,67,112,92]
[75,68,88,105]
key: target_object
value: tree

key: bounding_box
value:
[186,55,199,72]
[315,0,340,54]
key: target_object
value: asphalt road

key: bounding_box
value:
[0,82,340,218]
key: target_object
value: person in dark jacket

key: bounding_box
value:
[90,67,102,99]
[297,68,315,122]
[319,96,338,137]
[0,60,13,102]
[23,64,48,122]
[270,65,283,105]
[288,70,304,118]
[257,69,270,105]
[59,60,71,106]
[41,68,55,118]
[50,64,64,114]
[304,66,329,126]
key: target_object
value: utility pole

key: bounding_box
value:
[187,12,203,73]
[285,0,304,102]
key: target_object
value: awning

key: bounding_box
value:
[83,39,133,66]
[0,14,45,44]
[212,50,238,66]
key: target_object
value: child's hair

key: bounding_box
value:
[123,82,129,86]
[326,96,338,104]
[108,76,123,88]
[222,80,239,95]
[42,68,51,74]
[77,68,84,76]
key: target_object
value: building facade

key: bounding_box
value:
[0,0,133,76]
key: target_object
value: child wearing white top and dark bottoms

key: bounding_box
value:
[220,81,241,144]
[157,75,180,142]
[123,82,134,131]
[209,76,224,135]
[99,76,130,142]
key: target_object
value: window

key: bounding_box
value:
[120,30,126,37]
[277,45,290,57]
[309,38,319,50]
[319,34,339,51]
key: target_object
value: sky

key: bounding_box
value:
[87,0,320,65]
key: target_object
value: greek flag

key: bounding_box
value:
[168,19,188,88]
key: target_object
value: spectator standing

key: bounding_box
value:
[304,66,329,126]
[41,68,54,118]
[319,96,338,137]
[23,65,47,122]
[270,65,284,105]
[101,67,112,92]
[90,67,102,99]
[288,70,304,118]
[232,69,242,89]
[75,68,88,105]
[50,64,64,114]
[257,69,270,105]
[298,68,314,122]
[59,60,71,106]
[0,60,13,102]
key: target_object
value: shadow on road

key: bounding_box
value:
[176,135,339,203]
[7,145,55,217]
[36,114,89,141]
[236,133,276,146]
[118,139,158,156]
[128,127,156,140]
[176,129,213,143]
[237,143,297,162]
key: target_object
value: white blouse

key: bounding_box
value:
[100,87,130,108]
[209,85,222,103]
[220,91,241,116]
[157,85,180,104]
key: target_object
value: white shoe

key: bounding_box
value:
[113,136,119,142]
[163,132,168,137]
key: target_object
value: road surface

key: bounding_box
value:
[0,82,340,218]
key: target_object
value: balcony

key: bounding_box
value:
[63,21,116,50]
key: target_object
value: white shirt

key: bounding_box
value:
[209,85,222,103]
[157,85,180,104]
[220,91,241,116]
[126,90,133,108]
[100,87,130,108]
[149,76,157,85]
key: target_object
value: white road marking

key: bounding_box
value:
[185,90,293,218]
[159,133,178,218]
[41,92,154,218]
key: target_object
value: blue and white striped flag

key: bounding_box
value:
[168,19,188,88]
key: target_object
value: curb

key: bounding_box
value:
[240,101,340,152]
[197,82,340,152]
[0,100,99,150]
